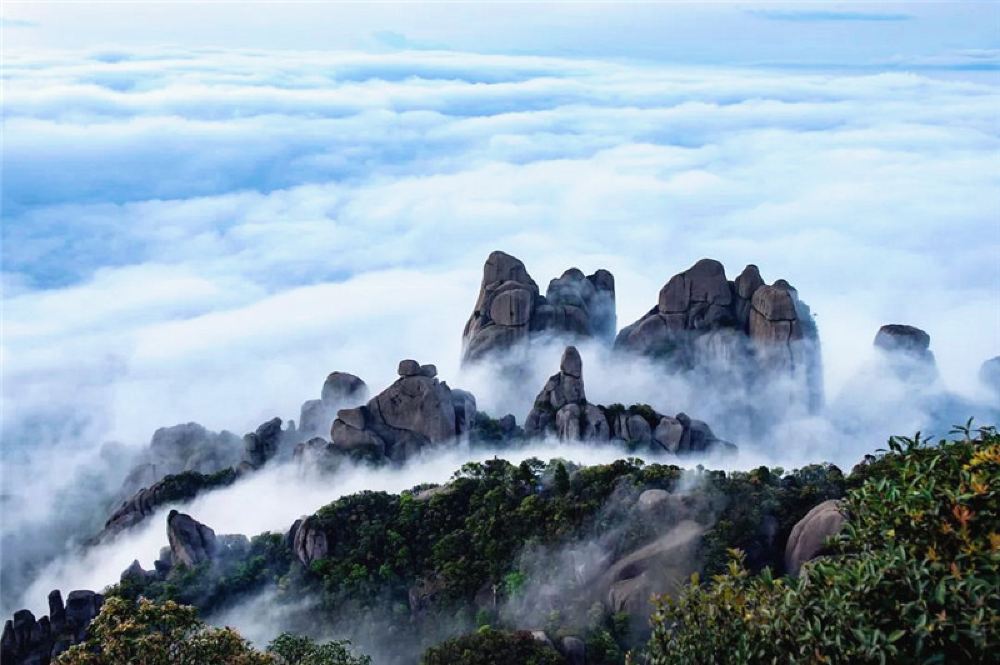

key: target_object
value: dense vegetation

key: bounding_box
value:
[420,628,565,665]
[55,597,369,665]
[113,454,845,663]
[649,424,1000,664]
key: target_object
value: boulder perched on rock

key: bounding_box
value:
[329,360,476,462]
[616,259,822,414]
[299,371,369,438]
[1,589,103,665]
[784,499,845,576]
[525,347,733,455]
[462,251,616,363]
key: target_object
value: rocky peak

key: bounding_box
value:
[167,510,217,567]
[1,589,103,665]
[462,251,616,363]
[524,346,732,455]
[616,258,823,416]
[330,359,477,462]
[300,371,369,439]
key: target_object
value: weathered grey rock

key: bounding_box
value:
[601,520,704,615]
[526,347,589,438]
[874,324,930,355]
[2,589,103,665]
[243,417,283,468]
[616,259,823,416]
[556,403,582,440]
[398,359,421,377]
[652,416,684,453]
[167,510,217,568]
[784,500,845,576]
[321,372,367,405]
[328,361,476,462]
[289,516,328,566]
[462,251,616,362]
[625,414,652,444]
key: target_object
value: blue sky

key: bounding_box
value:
[1,2,998,466]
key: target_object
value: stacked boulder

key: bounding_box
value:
[298,372,368,439]
[615,259,823,413]
[329,360,477,463]
[1,590,103,665]
[525,346,733,455]
[462,251,616,363]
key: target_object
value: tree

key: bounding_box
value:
[267,632,371,665]
[421,628,566,665]
[648,425,1000,664]
[554,462,570,495]
[56,597,272,665]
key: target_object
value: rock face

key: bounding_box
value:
[525,347,733,455]
[874,324,938,381]
[1,590,103,665]
[615,259,823,414]
[114,423,243,504]
[329,360,476,462]
[600,520,704,616]
[462,251,616,363]
[299,372,369,439]
[98,468,237,541]
[167,509,218,567]
[288,516,329,567]
[243,417,284,468]
[784,499,845,576]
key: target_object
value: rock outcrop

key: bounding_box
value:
[462,251,616,363]
[874,324,938,381]
[287,516,329,567]
[98,467,237,541]
[784,499,845,576]
[525,346,733,455]
[329,360,476,462]
[114,423,243,503]
[600,520,704,616]
[615,259,822,414]
[167,509,218,567]
[1,590,103,665]
[299,371,369,439]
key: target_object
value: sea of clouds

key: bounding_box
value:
[2,46,998,617]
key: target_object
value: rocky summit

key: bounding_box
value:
[616,258,823,414]
[462,251,616,362]
[525,345,733,455]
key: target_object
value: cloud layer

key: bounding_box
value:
[2,46,998,617]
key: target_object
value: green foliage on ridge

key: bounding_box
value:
[648,425,1000,664]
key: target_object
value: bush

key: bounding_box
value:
[420,628,566,665]
[648,425,1000,664]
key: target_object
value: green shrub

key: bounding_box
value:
[420,628,566,665]
[648,425,1000,664]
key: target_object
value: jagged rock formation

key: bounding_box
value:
[114,423,243,503]
[299,371,369,439]
[329,360,476,462]
[525,346,733,455]
[287,516,328,567]
[462,251,616,363]
[243,417,285,468]
[615,259,822,413]
[784,499,845,576]
[1,590,103,665]
[98,468,237,541]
